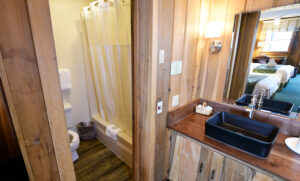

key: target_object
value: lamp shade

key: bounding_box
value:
[205,21,222,38]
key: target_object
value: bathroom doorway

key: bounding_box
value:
[49,0,133,180]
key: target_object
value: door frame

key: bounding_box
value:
[0,0,166,180]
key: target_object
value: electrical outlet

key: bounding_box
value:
[171,61,182,75]
[159,50,165,64]
[172,95,179,107]
[157,100,163,114]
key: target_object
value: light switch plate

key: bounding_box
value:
[159,50,165,64]
[157,100,163,114]
[171,61,182,75]
[172,95,179,107]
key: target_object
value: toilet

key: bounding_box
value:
[64,103,80,162]
[68,130,80,161]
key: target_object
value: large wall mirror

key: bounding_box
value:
[225,4,300,119]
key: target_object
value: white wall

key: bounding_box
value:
[49,0,93,131]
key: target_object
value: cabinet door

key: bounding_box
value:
[169,135,201,181]
[208,152,225,181]
[222,158,253,181]
[178,137,202,181]
[196,146,213,181]
[169,135,183,181]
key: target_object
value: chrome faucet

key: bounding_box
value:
[257,89,265,111]
[247,95,258,119]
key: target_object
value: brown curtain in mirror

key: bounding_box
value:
[228,12,260,100]
[289,31,300,69]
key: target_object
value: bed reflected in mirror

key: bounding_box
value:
[225,4,300,119]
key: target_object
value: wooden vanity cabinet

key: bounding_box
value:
[167,133,284,181]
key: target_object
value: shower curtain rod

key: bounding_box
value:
[86,0,126,11]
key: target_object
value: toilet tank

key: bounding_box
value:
[64,103,73,128]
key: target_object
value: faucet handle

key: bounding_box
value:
[260,89,266,97]
[251,95,258,102]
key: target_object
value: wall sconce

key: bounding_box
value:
[205,21,222,53]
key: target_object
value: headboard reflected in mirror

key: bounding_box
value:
[224,4,300,119]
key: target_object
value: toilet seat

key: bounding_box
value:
[68,130,80,161]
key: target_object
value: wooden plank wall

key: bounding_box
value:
[133,0,158,180]
[133,0,300,180]
[26,0,76,180]
[0,0,76,180]
[161,0,300,180]
[167,0,300,111]
[154,0,174,180]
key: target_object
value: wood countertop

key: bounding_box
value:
[168,112,300,181]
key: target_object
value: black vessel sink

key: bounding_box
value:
[205,112,279,158]
[236,94,294,114]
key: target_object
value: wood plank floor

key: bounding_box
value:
[74,139,132,181]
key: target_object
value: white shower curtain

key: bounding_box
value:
[81,0,132,137]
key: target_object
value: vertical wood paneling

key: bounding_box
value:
[168,0,187,110]
[155,0,174,180]
[195,0,247,101]
[169,0,248,107]
[163,0,297,180]
[0,0,61,180]
[202,0,231,100]
[214,0,247,101]
[168,0,297,107]
[179,0,202,106]
[26,0,76,180]
[0,52,34,180]
[193,0,210,100]
[133,0,158,180]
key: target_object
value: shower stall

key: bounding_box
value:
[81,0,132,166]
